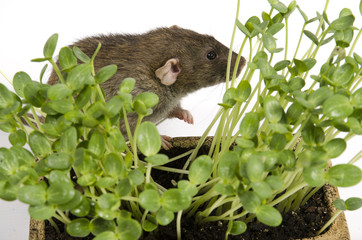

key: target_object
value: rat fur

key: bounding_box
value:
[48,26,246,148]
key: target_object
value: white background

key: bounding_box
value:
[0,0,361,239]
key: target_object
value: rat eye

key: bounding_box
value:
[206,51,217,60]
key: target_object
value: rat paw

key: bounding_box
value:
[171,108,194,125]
[161,135,173,150]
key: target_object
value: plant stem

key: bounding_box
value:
[317,210,342,235]
[176,210,183,240]
[225,0,241,89]
[0,68,12,85]
[49,59,65,84]
[349,150,362,165]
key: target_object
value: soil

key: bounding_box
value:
[43,137,331,240]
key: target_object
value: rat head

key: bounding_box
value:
[153,26,246,94]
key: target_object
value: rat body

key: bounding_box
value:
[48,26,245,148]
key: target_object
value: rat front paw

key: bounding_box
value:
[161,135,173,150]
[170,108,194,125]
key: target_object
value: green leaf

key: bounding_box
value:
[274,60,290,71]
[90,218,116,236]
[60,127,77,153]
[58,191,83,211]
[13,71,32,98]
[142,215,158,232]
[268,0,288,13]
[9,130,27,147]
[297,5,308,22]
[46,152,71,170]
[288,77,305,91]
[330,15,355,30]
[136,121,161,157]
[177,180,198,197]
[303,167,325,186]
[263,96,284,123]
[333,199,346,210]
[119,78,136,94]
[239,112,259,139]
[323,138,346,158]
[221,88,237,108]
[215,183,234,196]
[59,47,77,70]
[47,182,75,205]
[115,179,132,197]
[17,184,46,206]
[323,94,353,118]
[332,63,354,87]
[73,46,90,63]
[29,131,51,158]
[161,189,191,212]
[218,152,238,181]
[67,64,92,91]
[269,133,286,151]
[326,164,362,187]
[104,153,124,178]
[47,84,73,100]
[139,189,161,212]
[307,86,333,108]
[238,191,261,213]
[127,169,144,186]
[98,193,120,211]
[265,175,284,190]
[93,232,117,240]
[262,33,276,52]
[29,205,55,220]
[345,197,362,211]
[352,87,362,108]
[23,82,45,107]
[303,30,319,45]
[235,80,251,102]
[43,33,58,59]
[67,218,91,237]
[71,198,90,217]
[251,181,273,199]
[134,92,159,109]
[279,150,296,170]
[256,205,282,227]
[236,19,251,37]
[88,130,106,158]
[156,208,174,226]
[105,96,123,117]
[145,154,169,166]
[107,127,127,153]
[95,64,117,84]
[266,23,284,35]
[247,154,264,182]
[228,220,247,235]
[48,99,74,114]
[189,155,213,185]
[116,218,142,240]
[76,86,92,109]
[360,0,362,16]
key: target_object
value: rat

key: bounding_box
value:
[48,26,246,149]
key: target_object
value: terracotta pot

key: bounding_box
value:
[28,137,350,240]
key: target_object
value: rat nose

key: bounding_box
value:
[230,51,246,78]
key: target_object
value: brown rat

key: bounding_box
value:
[48,26,246,148]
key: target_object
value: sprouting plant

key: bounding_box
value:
[0,0,361,240]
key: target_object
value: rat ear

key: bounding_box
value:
[170,25,180,29]
[155,58,181,86]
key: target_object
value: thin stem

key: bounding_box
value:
[225,0,241,89]
[176,211,183,240]
[0,68,12,85]
[316,210,342,235]
[49,59,65,84]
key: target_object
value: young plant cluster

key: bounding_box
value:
[0,0,361,240]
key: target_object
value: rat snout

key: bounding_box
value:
[230,51,246,78]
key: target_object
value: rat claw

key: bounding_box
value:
[161,135,173,150]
